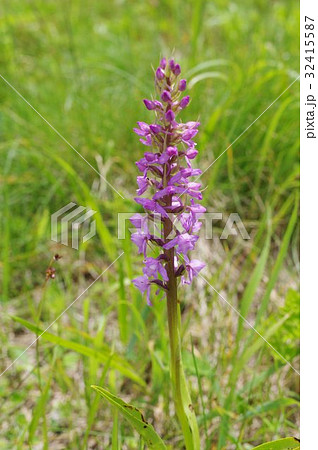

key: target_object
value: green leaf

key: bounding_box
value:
[270,289,300,361]
[236,230,271,342]
[188,71,228,89]
[252,437,300,449]
[242,398,299,420]
[255,198,299,325]
[11,316,146,387]
[91,385,167,450]
[28,371,53,443]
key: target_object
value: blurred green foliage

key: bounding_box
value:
[0,0,299,448]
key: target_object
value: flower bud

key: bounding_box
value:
[144,152,157,162]
[161,90,172,103]
[175,264,186,277]
[179,79,187,91]
[182,129,198,141]
[156,67,165,81]
[186,148,198,159]
[143,99,156,110]
[173,64,181,76]
[169,59,175,71]
[165,110,175,123]
[150,124,162,134]
[153,100,163,110]
[166,146,178,157]
[159,57,167,69]
[46,267,56,280]
[179,95,190,109]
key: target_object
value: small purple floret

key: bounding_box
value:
[160,57,167,69]
[165,110,175,123]
[161,90,172,103]
[156,67,165,80]
[169,59,175,71]
[173,64,181,76]
[179,79,187,91]
[143,99,156,110]
[132,275,152,305]
[150,124,162,134]
[179,96,190,109]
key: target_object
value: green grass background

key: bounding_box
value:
[0,0,299,448]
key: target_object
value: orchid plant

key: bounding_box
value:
[92,57,298,450]
[130,57,205,449]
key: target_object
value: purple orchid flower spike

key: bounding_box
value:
[131,57,204,448]
[131,57,205,305]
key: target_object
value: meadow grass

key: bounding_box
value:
[0,0,299,448]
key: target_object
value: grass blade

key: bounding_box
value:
[28,368,53,444]
[255,197,299,325]
[252,437,300,449]
[11,316,146,387]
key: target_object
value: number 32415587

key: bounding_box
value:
[305,16,315,78]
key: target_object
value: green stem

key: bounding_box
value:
[161,96,200,447]
[32,270,51,449]
[164,220,200,450]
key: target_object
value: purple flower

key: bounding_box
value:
[186,147,198,159]
[178,212,202,234]
[150,124,162,134]
[140,135,152,146]
[134,123,154,145]
[132,275,152,305]
[179,96,190,109]
[161,90,172,103]
[188,200,206,215]
[179,79,187,91]
[143,257,168,281]
[135,197,169,218]
[156,67,165,80]
[136,175,149,195]
[181,258,205,285]
[185,121,200,129]
[182,129,198,141]
[165,110,175,123]
[133,121,150,136]
[169,59,175,71]
[143,99,156,110]
[131,229,149,257]
[131,57,205,305]
[163,233,199,255]
[167,146,178,157]
[173,64,181,76]
[144,152,158,162]
[160,58,167,69]
[136,157,148,173]
[130,213,147,228]
[158,152,170,164]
